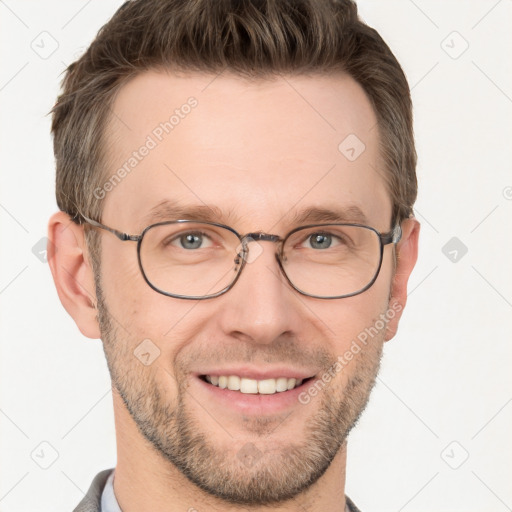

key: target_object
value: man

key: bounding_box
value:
[48,0,419,510]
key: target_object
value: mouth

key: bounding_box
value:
[199,374,314,394]
[193,367,319,415]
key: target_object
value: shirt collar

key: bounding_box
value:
[100,468,360,512]
[100,469,122,512]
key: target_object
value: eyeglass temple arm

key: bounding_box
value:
[77,214,140,242]
[381,224,402,245]
[75,213,402,245]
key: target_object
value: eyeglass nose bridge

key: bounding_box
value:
[238,232,285,264]
[243,232,282,244]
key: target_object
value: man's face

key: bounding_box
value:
[96,71,395,504]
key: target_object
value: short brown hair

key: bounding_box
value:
[52,0,416,230]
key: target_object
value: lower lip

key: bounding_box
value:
[194,376,313,415]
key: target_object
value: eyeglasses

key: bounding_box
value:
[78,215,401,300]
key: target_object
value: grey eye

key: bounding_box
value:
[179,233,203,249]
[308,233,332,249]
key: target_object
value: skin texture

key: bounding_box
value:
[48,70,419,512]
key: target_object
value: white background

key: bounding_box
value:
[0,1,511,511]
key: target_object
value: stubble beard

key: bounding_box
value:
[95,276,384,506]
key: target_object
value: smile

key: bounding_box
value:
[200,375,313,394]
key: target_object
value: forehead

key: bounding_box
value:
[102,70,391,231]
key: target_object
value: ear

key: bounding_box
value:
[47,211,101,339]
[385,217,420,341]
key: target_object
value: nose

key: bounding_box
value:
[215,239,301,345]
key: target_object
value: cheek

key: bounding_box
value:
[100,243,211,364]
[101,250,144,327]
[322,290,389,390]
[99,242,164,338]
[308,277,391,347]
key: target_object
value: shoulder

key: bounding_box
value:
[72,468,114,512]
[346,495,363,512]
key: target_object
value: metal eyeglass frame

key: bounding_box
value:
[77,214,402,300]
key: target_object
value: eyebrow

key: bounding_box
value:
[140,201,231,227]
[288,205,368,226]
[140,201,369,230]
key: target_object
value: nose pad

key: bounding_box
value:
[233,247,243,269]
[236,236,265,265]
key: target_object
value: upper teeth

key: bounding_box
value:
[205,375,303,394]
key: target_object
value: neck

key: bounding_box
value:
[112,390,348,512]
